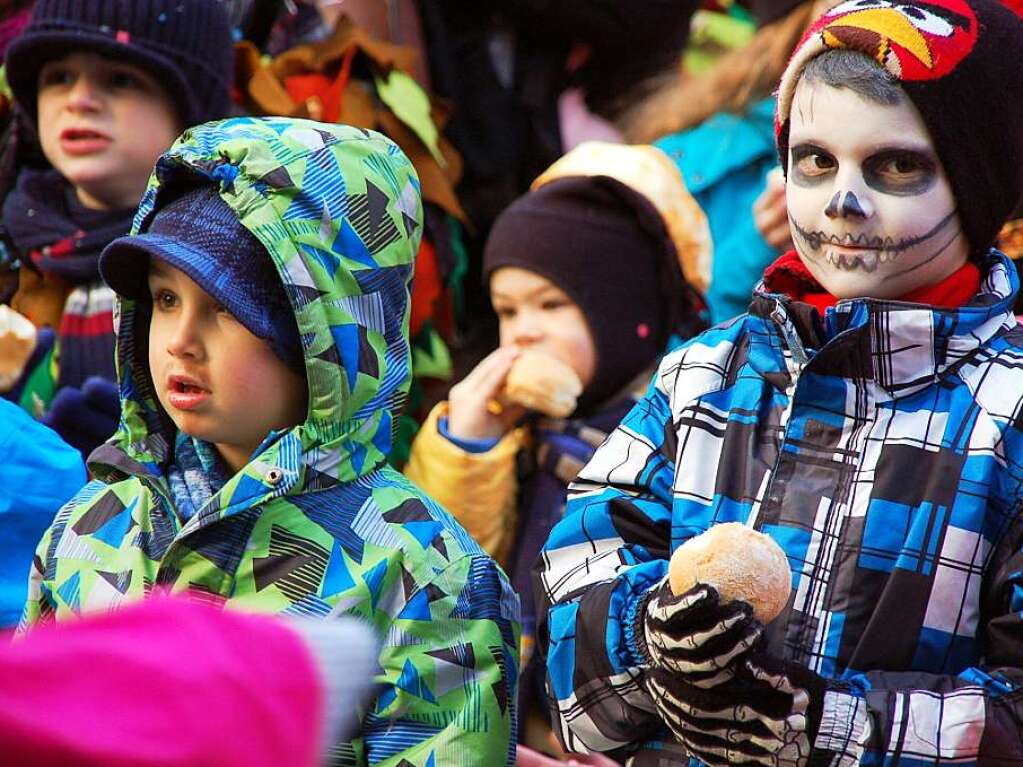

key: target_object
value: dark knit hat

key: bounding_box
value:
[483,176,695,414]
[99,184,305,375]
[5,0,234,127]
[775,0,1023,255]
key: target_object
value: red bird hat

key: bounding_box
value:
[774,0,1023,254]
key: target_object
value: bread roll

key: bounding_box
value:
[669,522,791,623]
[0,305,36,392]
[502,349,583,418]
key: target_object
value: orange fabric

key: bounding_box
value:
[234,14,468,223]
[282,46,355,123]
[404,403,528,569]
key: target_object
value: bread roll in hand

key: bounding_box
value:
[0,305,36,392]
[501,349,583,418]
[669,522,791,623]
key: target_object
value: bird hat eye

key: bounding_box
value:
[899,6,956,36]
[824,0,958,36]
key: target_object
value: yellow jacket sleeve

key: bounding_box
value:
[405,402,528,569]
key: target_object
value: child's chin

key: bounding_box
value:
[815,271,900,301]
[54,162,119,188]
[166,411,213,440]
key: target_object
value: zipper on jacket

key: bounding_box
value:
[747,300,806,533]
[770,298,809,369]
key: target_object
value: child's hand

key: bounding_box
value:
[642,578,762,688]
[42,377,121,458]
[645,653,852,767]
[447,346,527,441]
[753,167,793,252]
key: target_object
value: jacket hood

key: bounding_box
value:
[98,118,423,486]
[531,141,713,295]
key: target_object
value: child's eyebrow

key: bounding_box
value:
[147,260,172,279]
[790,139,937,158]
[491,286,565,303]
[789,141,831,154]
[868,144,937,157]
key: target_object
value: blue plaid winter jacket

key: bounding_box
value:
[536,251,1023,764]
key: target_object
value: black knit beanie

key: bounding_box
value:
[5,0,234,128]
[483,176,691,415]
[775,0,1023,255]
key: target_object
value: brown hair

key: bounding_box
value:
[618,3,817,144]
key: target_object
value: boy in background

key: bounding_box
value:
[0,0,233,456]
[22,117,520,766]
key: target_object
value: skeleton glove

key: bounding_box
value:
[647,653,869,767]
[639,578,763,688]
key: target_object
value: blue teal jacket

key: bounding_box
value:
[655,97,779,325]
[0,399,85,627]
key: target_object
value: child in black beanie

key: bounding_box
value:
[405,141,710,754]
[0,0,233,457]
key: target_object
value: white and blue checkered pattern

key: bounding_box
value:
[536,251,1023,764]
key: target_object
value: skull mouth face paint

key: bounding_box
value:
[785,77,968,299]
[790,210,959,273]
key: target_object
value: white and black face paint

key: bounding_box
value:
[785,77,969,300]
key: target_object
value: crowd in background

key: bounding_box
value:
[2,1,1023,766]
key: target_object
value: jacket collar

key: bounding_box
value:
[747,250,1019,399]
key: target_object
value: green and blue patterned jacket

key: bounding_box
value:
[21,118,520,767]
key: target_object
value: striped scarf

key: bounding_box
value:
[2,169,135,388]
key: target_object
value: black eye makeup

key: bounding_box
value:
[863,149,938,196]
[789,142,939,196]
[790,143,837,186]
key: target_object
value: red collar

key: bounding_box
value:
[762,250,981,314]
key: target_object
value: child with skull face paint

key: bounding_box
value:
[533,1,1023,765]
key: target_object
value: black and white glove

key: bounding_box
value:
[646,652,869,767]
[638,577,763,687]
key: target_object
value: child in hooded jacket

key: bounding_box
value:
[405,142,710,750]
[21,117,520,767]
[535,1,1023,764]
[0,0,233,456]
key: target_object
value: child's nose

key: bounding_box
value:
[66,76,102,111]
[825,173,875,221]
[824,190,871,220]
[166,319,203,360]
[510,313,544,345]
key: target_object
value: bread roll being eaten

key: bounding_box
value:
[668,522,791,623]
[501,349,583,419]
[0,305,37,392]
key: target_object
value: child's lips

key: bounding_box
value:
[166,375,210,411]
[59,128,112,156]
